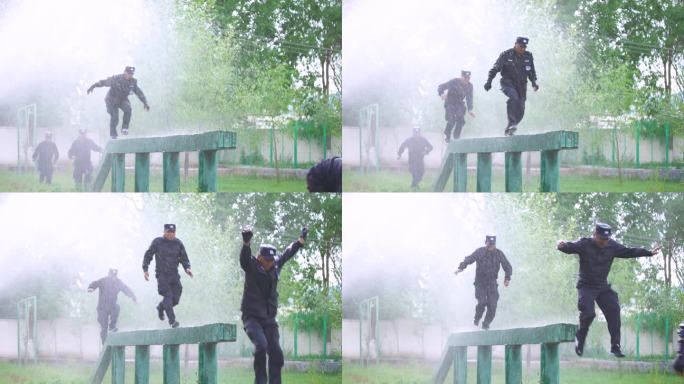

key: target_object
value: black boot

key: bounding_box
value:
[157,304,165,321]
[610,344,625,358]
[574,334,585,357]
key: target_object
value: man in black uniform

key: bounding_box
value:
[557,223,660,357]
[455,235,512,330]
[438,70,475,142]
[67,129,103,190]
[306,157,342,193]
[88,267,137,344]
[397,128,433,190]
[484,37,539,136]
[675,321,684,375]
[32,131,59,184]
[143,224,193,328]
[240,226,308,384]
[87,66,150,139]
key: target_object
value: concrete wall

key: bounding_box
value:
[342,126,683,169]
[3,318,341,361]
[342,318,675,362]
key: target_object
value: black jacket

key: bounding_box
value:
[487,48,537,90]
[459,247,513,286]
[67,137,102,168]
[32,140,59,169]
[142,237,191,276]
[558,237,653,288]
[92,74,148,107]
[437,78,473,111]
[88,275,135,311]
[398,136,433,164]
[240,241,301,319]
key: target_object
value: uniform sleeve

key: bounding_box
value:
[613,242,653,259]
[458,249,480,270]
[499,251,513,280]
[466,84,473,111]
[558,239,583,254]
[178,241,191,270]
[67,141,75,159]
[118,280,136,301]
[88,139,103,153]
[142,239,156,272]
[92,76,115,88]
[277,240,302,269]
[487,52,505,82]
[398,138,409,157]
[437,80,450,96]
[32,143,40,161]
[527,53,538,84]
[423,138,433,155]
[88,278,102,290]
[240,244,253,273]
[52,142,59,162]
[133,81,149,106]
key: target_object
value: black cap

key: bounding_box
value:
[595,223,612,239]
[485,235,496,244]
[516,37,529,46]
[461,70,471,78]
[259,244,277,261]
[108,267,118,276]
[124,66,136,75]
[164,224,176,232]
[45,131,52,137]
[413,127,421,133]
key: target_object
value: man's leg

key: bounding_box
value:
[576,288,598,355]
[170,277,183,325]
[501,86,522,130]
[109,304,120,331]
[46,166,53,185]
[84,165,93,185]
[121,100,132,134]
[157,275,177,325]
[107,103,119,138]
[97,309,108,344]
[452,107,466,139]
[474,285,487,325]
[73,165,83,189]
[243,317,269,384]
[596,288,622,348]
[264,318,284,384]
[482,285,500,329]
[444,105,456,142]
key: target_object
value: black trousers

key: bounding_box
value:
[157,274,183,324]
[37,165,53,184]
[106,99,132,138]
[97,304,120,344]
[243,316,283,384]
[577,286,622,346]
[444,104,466,139]
[408,160,425,188]
[501,85,527,128]
[73,162,93,188]
[474,283,499,327]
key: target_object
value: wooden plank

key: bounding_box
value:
[111,154,125,192]
[540,150,560,192]
[505,345,522,384]
[432,346,454,384]
[476,153,492,192]
[134,153,150,192]
[198,342,218,384]
[445,131,578,154]
[453,346,467,384]
[432,153,454,192]
[111,346,125,384]
[88,346,112,384]
[163,152,180,192]
[105,131,237,154]
[447,323,577,347]
[163,344,180,384]
[505,152,522,192]
[135,345,150,384]
[540,342,560,384]
[105,323,237,346]
[477,345,492,384]
[453,153,468,192]
[198,150,218,192]
[90,153,113,192]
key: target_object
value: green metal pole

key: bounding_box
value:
[636,122,640,168]
[540,343,560,384]
[665,122,670,168]
[111,346,126,384]
[163,344,181,384]
[636,313,641,360]
[323,123,328,160]
[453,346,468,384]
[477,345,493,384]
[293,123,298,169]
[611,127,616,166]
[666,316,670,358]
[294,313,298,359]
[269,125,274,168]
[476,153,492,192]
[505,345,522,384]
[322,314,328,359]
[135,345,150,384]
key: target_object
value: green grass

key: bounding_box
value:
[0,361,340,384]
[344,169,684,192]
[342,362,682,384]
[0,169,306,192]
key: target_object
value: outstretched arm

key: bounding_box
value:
[88,76,115,93]
[178,241,192,277]
[457,249,480,272]
[87,279,102,292]
[557,239,583,254]
[614,242,658,259]
[118,281,137,302]
[500,251,513,285]
[133,83,149,110]
[437,80,451,97]
[240,228,254,272]
[277,227,307,269]
[397,139,409,158]
[424,138,433,155]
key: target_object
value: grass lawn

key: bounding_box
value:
[343,169,684,192]
[0,361,340,384]
[0,169,306,192]
[342,362,682,384]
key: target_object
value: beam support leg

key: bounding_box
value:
[198,150,218,192]
[476,153,492,192]
[540,150,560,192]
[505,152,522,192]
[540,342,560,384]
[477,345,492,384]
[111,154,125,192]
[135,345,150,384]
[163,152,181,192]
[505,345,522,384]
[134,153,150,192]
[453,346,467,384]
[163,344,181,384]
[111,346,125,384]
[453,153,468,192]
[198,342,218,384]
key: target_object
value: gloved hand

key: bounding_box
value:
[144,104,150,112]
[300,227,309,240]
[484,81,492,91]
[87,85,95,95]
[241,227,253,243]
[532,82,539,92]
